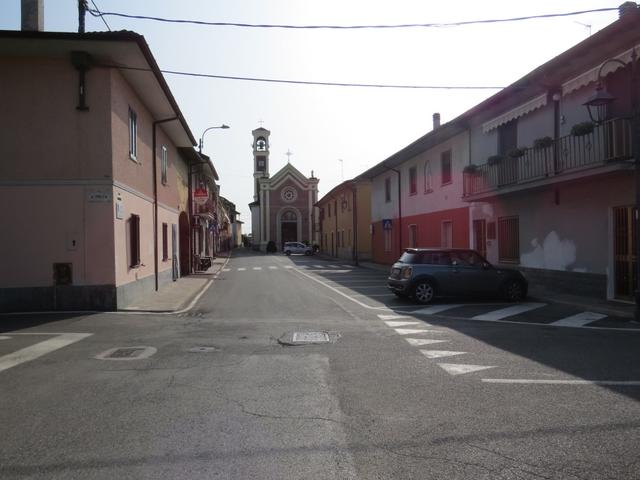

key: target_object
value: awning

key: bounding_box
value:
[562,46,639,97]
[482,93,548,133]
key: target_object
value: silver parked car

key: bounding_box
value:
[283,241,313,256]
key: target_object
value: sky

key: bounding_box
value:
[1,1,622,232]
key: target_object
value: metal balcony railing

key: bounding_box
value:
[463,117,633,197]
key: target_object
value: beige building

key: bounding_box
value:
[316,179,372,262]
[0,29,199,311]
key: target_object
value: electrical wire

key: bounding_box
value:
[86,7,618,30]
[101,63,505,90]
[90,0,112,31]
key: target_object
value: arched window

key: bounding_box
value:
[256,137,267,151]
[282,211,297,222]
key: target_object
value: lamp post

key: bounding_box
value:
[584,50,639,321]
[198,124,230,153]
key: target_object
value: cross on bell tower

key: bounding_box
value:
[285,149,293,164]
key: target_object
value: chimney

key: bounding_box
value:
[433,112,441,130]
[619,2,639,18]
[21,0,44,31]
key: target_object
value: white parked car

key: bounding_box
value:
[283,242,313,256]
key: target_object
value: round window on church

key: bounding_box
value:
[281,186,298,203]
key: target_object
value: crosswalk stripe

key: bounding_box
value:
[222,268,231,272]
[438,363,496,375]
[314,265,324,268]
[413,304,463,315]
[238,268,246,271]
[384,321,421,327]
[471,303,545,321]
[405,338,448,346]
[420,350,467,359]
[395,328,442,335]
[253,267,262,270]
[269,266,278,270]
[377,314,415,320]
[340,265,353,268]
[285,266,294,269]
[550,311,607,327]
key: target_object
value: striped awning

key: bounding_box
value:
[482,93,548,133]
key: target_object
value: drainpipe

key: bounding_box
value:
[352,181,359,266]
[335,199,338,257]
[384,166,402,256]
[152,117,178,291]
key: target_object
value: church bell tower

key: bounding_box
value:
[252,127,270,201]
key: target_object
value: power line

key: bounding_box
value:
[86,7,618,30]
[100,63,505,90]
[89,0,111,31]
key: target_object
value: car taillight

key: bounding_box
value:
[401,266,412,279]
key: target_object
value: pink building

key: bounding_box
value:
[0,29,200,311]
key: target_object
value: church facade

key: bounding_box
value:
[249,127,319,252]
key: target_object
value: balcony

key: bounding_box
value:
[463,117,633,199]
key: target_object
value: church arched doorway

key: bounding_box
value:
[280,210,298,249]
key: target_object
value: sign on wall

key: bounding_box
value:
[383,219,393,230]
[194,188,208,205]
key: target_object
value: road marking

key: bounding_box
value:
[405,338,449,346]
[269,266,278,270]
[340,265,353,268]
[438,363,496,375]
[413,304,463,315]
[384,321,421,327]
[284,266,294,269]
[328,265,341,269]
[471,303,545,321]
[238,267,246,271]
[395,328,443,335]
[253,267,262,270]
[420,350,467,359]
[0,336,10,340]
[377,314,413,320]
[482,378,640,386]
[314,265,324,268]
[551,311,607,327]
[0,333,93,374]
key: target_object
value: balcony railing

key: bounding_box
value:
[463,117,633,197]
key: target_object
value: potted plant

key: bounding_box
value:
[533,136,553,149]
[487,154,504,166]
[570,121,594,137]
[507,147,527,158]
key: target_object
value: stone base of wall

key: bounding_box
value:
[116,269,173,309]
[517,266,607,299]
[0,285,117,312]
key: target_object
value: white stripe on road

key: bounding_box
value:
[314,265,324,268]
[253,267,262,270]
[413,304,463,315]
[395,328,443,335]
[550,311,607,327]
[284,266,294,269]
[384,321,421,327]
[0,333,93,374]
[471,303,545,321]
[238,268,246,271]
[420,350,467,359]
[438,363,496,375]
[340,265,353,268]
[405,338,449,346]
[222,268,231,272]
[269,266,278,270]
[482,378,640,386]
[377,314,414,320]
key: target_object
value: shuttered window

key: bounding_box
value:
[130,214,141,267]
[498,216,520,263]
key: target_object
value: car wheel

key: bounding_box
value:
[304,250,311,256]
[503,280,525,302]
[413,281,435,304]
[285,250,291,256]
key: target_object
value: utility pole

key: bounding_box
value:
[78,0,87,33]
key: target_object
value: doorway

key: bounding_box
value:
[179,212,190,276]
[473,219,487,258]
[613,206,637,300]
[280,210,298,249]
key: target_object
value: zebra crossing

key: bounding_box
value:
[221,264,353,272]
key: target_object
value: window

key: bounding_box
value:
[498,216,520,263]
[129,214,141,267]
[409,166,417,195]
[348,229,351,246]
[162,223,168,261]
[128,107,138,161]
[441,150,452,185]
[385,177,391,202]
[384,227,392,253]
[161,146,168,185]
[408,224,418,248]
[424,161,433,193]
[441,221,452,248]
[328,203,331,218]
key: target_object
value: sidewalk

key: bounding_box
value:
[356,260,637,320]
[120,254,230,313]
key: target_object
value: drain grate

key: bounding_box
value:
[95,346,157,361]
[279,331,337,346]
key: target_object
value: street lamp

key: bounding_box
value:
[198,124,230,153]
[584,50,640,321]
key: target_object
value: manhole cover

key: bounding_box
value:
[278,331,337,346]
[292,332,330,343]
[187,346,219,353]
[95,346,157,361]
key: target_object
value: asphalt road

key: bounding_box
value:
[1,248,639,479]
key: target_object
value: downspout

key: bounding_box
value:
[152,117,178,291]
[384,166,402,256]
[352,181,359,266]
[335,199,338,257]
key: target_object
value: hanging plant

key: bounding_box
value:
[570,121,595,137]
[507,147,527,158]
[463,164,479,174]
[533,136,554,149]
[487,155,504,166]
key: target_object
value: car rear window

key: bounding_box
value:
[399,252,422,263]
